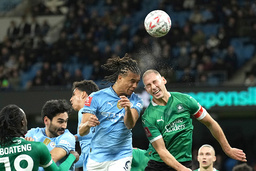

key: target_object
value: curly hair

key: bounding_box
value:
[0,104,26,146]
[101,53,141,83]
[72,80,99,95]
[41,99,72,121]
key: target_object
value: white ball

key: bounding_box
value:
[144,10,172,38]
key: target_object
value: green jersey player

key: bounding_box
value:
[141,69,247,171]
[0,104,79,171]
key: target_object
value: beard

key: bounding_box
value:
[48,123,65,137]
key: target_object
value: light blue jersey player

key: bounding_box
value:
[78,55,143,171]
[25,99,76,171]
[26,127,76,171]
[70,80,99,171]
[74,109,93,169]
[82,87,143,169]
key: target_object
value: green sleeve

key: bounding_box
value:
[142,111,162,143]
[44,154,76,171]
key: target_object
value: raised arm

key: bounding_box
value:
[79,113,99,136]
[119,95,139,129]
[199,112,247,162]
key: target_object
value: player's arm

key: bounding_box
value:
[39,142,79,171]
[119,95,139,129]
[50,147,68,163]
[199,112,247,162]
[44,151,79,171]
[151,138,192,171]
[79,113,99,136]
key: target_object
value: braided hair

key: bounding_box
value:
[102,53,141,83]
[0,104,26,146]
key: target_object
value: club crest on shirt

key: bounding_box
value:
[50,142,56,148]
[176,104,184,112]
[117,101,122,109]
[85,96,93,106]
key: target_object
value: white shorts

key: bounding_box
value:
[87,156,132,171]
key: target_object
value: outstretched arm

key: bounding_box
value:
[151,138,192,171]
[199,113,247,162]
[119,96,139,129]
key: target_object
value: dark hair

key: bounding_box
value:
[101,53,141,83]
[72,80,99,95]
[41,99,71,121]
[0,104,25,146]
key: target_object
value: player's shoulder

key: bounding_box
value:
[90,87,110,98]
[170,91,189,98]
[20,138,47,148]
[171,92,195,101]
[27,127,43,134]
[130,92,142,99]
[142,103,154,118]
[58,129,75,140]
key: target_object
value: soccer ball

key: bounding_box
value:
[144,10,172,38]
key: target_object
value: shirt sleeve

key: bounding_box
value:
[142,112,162,144]
[56,132,76,154]
[183,94,207,120]
[82,94,98,115]
[43,151,76,171]
[131,95,144,117]
[25,128,35,138]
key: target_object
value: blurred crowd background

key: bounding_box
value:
[0,0,256,170]
[1,0,256,91]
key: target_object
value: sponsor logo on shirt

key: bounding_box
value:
[144,127,152,137]
[59,140,72,148]
[165,118,185,133]
[43,138,51,145]
[85,96,93,106]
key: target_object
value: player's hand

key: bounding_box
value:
[225,148,247,162]
[70,151,79,163]
[118,96,131,109]
[87,115,100,127]
[79,115,100,129]
[25,137,34,141]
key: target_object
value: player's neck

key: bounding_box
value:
[199,166,214,171]
[153,93,170,106]
[45,128,56,138]
[112,84,123,96]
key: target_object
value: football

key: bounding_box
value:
[144,10,172,38]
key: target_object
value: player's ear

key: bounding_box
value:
[162,76,167,84]
[213,156,216,162]
[43,116,50,125]
[82,91,88,99]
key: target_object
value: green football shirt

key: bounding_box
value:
[0,137,76,171]
[131,148,150,171]
[142,92,206,163]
